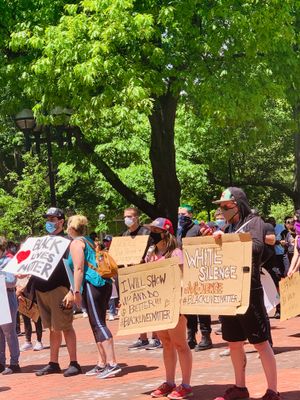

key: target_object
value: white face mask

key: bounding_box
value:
[124,217,135,227]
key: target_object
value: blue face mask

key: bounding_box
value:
[45,221,57,234]
[216,219,225,229]
[178,215,192,228]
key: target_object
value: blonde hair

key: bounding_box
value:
[67,215,88,236]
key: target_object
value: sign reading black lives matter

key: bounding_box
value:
[181,233,252,315]
[117,257,182,336]
[3,235,70,281]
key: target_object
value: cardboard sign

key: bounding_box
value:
[279,273,300,321]
[117,257,182,336]
[109,235,149,266]
[0,274,11,325]
[181,233,252,315]
[18,297,40,323]
[3,235,70,281]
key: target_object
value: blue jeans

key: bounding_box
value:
[108,298,116,316]
[0,290,20,366]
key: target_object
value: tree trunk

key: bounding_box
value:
[148,91,181,230]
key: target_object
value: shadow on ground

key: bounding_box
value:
[143,384,300,400]
[0,387,10,392]
[273,346,300,355]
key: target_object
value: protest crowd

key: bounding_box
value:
[1,186,300,400]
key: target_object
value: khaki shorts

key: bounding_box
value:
[36,286,73,331]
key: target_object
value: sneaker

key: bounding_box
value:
[63,362,82,377]
[187,339,197,350]
[145,339,161,349]
[195,334,213,351]
[151,382,176,398]
[128,339,149,350]
[273,311,280,319]
[85,365,106,376]
[2,364,21,375]
[82,311,89,318]
[168,384,193,399]
[35,362,61,376]
[20,341,33,351]
[261,389,281,400]
[33,341,44,351]
[215,327,222,335]
[214,385,249,400]
[219,348,230,357]
[108,314,115,321]
[97,364,121,379]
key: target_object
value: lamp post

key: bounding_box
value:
[15,109,35,152]
[15,108,57,207]
[98,213,106,243]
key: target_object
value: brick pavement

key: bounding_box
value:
[0,315,299,400]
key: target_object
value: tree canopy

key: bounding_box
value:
[0,1,300,235]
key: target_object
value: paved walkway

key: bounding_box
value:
[0,315,299,400]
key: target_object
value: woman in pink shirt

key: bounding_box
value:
[145,218,193,400]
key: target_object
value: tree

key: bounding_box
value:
[1,0,298,226]
[0,154,50,238]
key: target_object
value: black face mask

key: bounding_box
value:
[178,215,192,228]
[150,232,163,245]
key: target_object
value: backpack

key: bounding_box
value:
[82,238,118,279]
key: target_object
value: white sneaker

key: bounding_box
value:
[108,314,115,321]
[20,342,33,351]
[33,341,44,351]
[82,311,89,318]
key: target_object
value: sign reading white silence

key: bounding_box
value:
[3,235,70,281]
[0,274,11,325]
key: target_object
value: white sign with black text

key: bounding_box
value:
[0,274,11,325]
[3,235,70,281]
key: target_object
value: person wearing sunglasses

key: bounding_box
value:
[212,187,280,400]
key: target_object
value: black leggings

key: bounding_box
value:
[22,314,43,342]
[83,281,113,343]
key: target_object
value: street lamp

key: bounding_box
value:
[15,108,57,207]
[98,213,106,242]
[15,109,35,151]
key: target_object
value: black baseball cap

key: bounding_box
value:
[43,207,65,219]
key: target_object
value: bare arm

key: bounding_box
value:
[287,237,300,276]
[68,239,85,307]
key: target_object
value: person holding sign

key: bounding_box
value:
[144,218,193,400]
[0,236,21,375]
[67,215,121,379]
[212,188,280,400]
[29,208,81,378]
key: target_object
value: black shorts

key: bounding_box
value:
[221,287,269,344]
